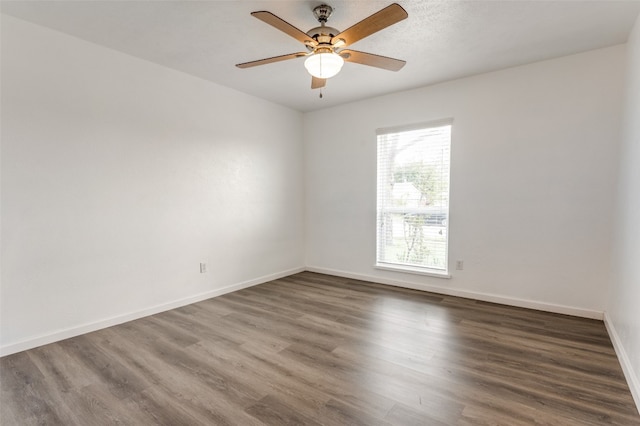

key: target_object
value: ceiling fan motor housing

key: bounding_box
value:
[306,25,340,40]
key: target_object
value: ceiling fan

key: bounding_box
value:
[236,3,408,91]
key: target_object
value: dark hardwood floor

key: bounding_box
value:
[1,271,639,425]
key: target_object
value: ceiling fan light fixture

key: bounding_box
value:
[304,52,344,79]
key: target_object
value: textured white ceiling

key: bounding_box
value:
[2,1,640,112]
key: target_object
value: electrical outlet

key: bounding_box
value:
[455,260,464,270]
[200,263,207,273]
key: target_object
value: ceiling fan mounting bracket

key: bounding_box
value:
[312,4,333,24]
[307,4,339,45]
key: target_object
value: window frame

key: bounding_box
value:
[375,119,453,278]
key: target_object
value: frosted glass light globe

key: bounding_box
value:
[304,53,344,79]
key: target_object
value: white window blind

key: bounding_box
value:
[376,120,452,273]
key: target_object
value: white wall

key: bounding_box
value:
[0,15,304,355]
[304,46,625,318]
[607,14,640,409]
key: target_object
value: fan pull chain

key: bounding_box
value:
[319,89,323,99]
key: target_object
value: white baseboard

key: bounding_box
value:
[305,266,604,320]
[0,266,305,357]
[604,312,640,414]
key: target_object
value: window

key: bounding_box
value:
[376,120,452,275]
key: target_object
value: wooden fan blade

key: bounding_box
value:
[340,49,406,71]
[331,3,407,47]
[252,11,317,47]
[311,76,326,89]
[236,52,307,68]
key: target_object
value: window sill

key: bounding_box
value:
[375,263,451,279]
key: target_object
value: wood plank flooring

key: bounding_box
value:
[2,271,639,425]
